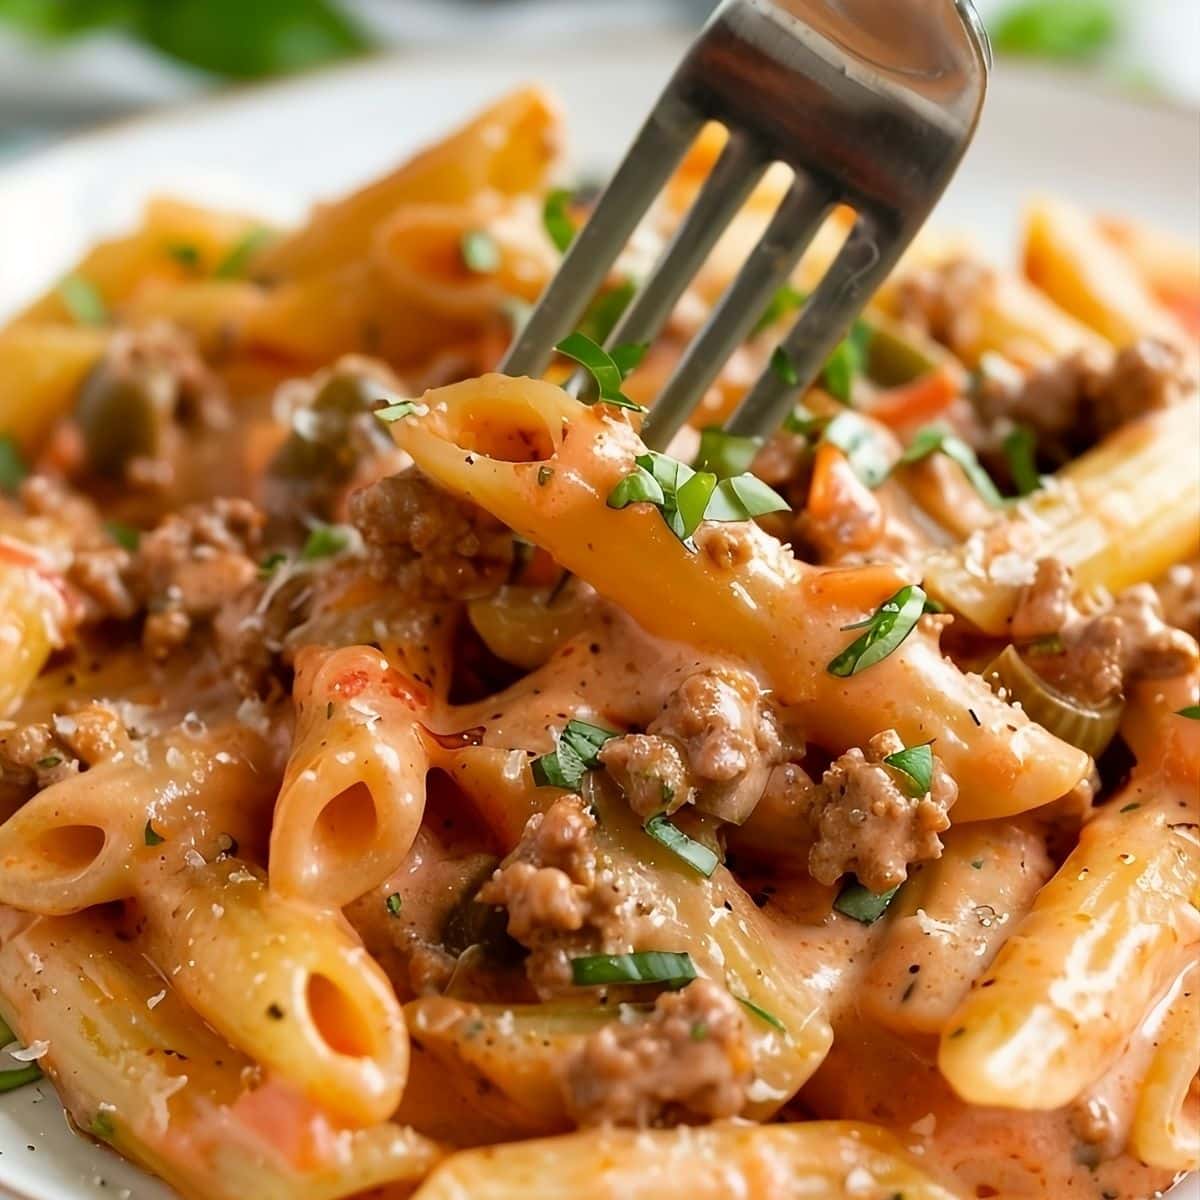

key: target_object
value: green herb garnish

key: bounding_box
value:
[214,227,272,279]
[105,520,141,551]
[570,951,697,988]
[643,813,719,878]
[0,1063,42,1094]
[89,1109,115,1140]
[993,0,1118,62]
[734,994,787,1033]
[385,893,403,916]
[883,742,934,797]
[531,719,619,791]
[821,411,892,488]
[555,332,647,411]
[144,819,165,846]
[898,427,1004,507]
[770,346,799,385]
[166,242,201,269]
[694,429,761,479]
[752,284,806,336]
[1177,706,1200,720]
[300,523,351,560]
[834,878,900,925]
[259,551,287,577]
[35,755,62,769]
[608,449,787,547]
[375,400,422,423]
[542,188,576,253]
[460,230,501,274]
[58,275,106,325]
[827,584,927,677]
[1002,425,1041,496]
[822,321,872,405]
[577,278,636,345]
[0,435,28,494]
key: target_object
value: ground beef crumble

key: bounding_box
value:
[349,468,513,599]
[0,703,132,792]
[805,729,958,893]
[1156,560,1200,641]
[133,498,263,661]
[599,667,785,825]
[1011,559,1199,705]
[478,796,633,995]
[559,979,752,1128]
[894,256,996,358]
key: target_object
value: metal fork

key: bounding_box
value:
[501,0,990,448]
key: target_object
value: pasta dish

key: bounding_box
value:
[0,88,1197,1200]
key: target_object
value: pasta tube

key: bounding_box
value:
[0,911,440,1200]
[924,396,1200,633]
[411,1120,959,1200]
[272,644,434,907]
[938,779,1200,1109]
[136,853,409,1127]
[391,375,1089,819]
[0,324,106,449]
[0,537,70,715]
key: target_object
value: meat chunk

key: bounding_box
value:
[478,796,633,994]
[0,703,133,793]
[349,468,512,599]
[559,979,752,1128]
[600,666,784,824]
[807,729,958,893]
[894,256,995,358]
[1156,560,1200,641]
[976,337,1194,457]
[132,498,263,660]
[1039,584,1199,706]
[70,321,227,491]
[1011,560,1199,705]
[17,475,137,623]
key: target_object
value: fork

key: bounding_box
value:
[500,0,990,449]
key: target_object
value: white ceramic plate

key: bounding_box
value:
[0,38,1198,1200]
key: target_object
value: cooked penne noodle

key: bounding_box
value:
[135,852,409,1126]
[272,644,434,906]
[924,396,1200,633]
[939,778,1200,1109]
[411,1120,959,1200]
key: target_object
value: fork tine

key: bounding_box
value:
[500,93,704,380]
[724,211,911,437]
[602,129,768,353]
[639,172,835,450]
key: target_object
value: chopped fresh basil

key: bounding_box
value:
[1002,425,1041,496]
[58,274,107,325]
[214,227,272,279]
[993,0,1118,62]
[105,520,140,551]
[694,429,761,479]
[783,403,822,437]
[375,400,422,423]
[578,278,635,345]
[899,426,1004,507]
[570,951,697,987]
[822,321,872,406]
[0,1063,43,1094]
[300,523,351,560]
[536,466,554,487]
[259,551,287,578]
[460,229,501,274]
[822,411,892,488]
[827,584,927,677]
[542,188,576,254]
[0,435,28,494]
[883,742,934,797]
[385,893,403,916]
[643,813,719,878]
[607,463,665,510]
[90,1110,115,1140]
[608,449,787,547]
[530,719,619,791]
[555,332,646,412]
[35,755,62,769]
[166,242,201,269]
[834,878,900,924]
[770,346,799,385]
[1177,706,1200,720]
[753,284,806,336]
[734,994,787,1033]
[144,819,165,846]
